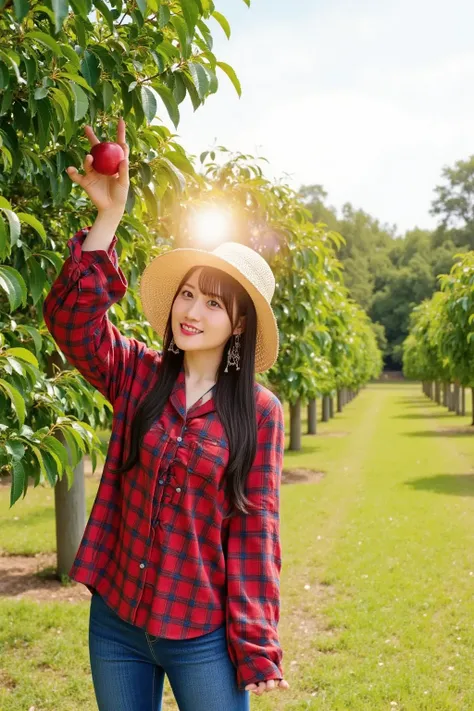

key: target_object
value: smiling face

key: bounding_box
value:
[171,266,245,355]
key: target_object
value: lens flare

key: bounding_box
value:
[189,207,234,247]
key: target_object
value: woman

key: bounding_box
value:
[43,118,289,711]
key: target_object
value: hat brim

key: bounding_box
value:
[138,248,279,373]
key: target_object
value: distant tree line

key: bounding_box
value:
[299,156,474,369]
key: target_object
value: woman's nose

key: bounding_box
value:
[185,299,202,320]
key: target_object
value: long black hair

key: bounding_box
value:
[110,264,259,517]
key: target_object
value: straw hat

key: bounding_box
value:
[139,241,279,373]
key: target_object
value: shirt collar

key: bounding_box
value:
[169,362,217,419]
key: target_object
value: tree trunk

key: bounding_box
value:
[447,384,455,411]
[329,396,334,418]
[454,383,462,415]
[337,390,343,412]
[461,387,466,416]
[472,388,474,426]
[322,395,330,422]
[443,382,448,406]
[54,431,86,578]
[289,398,301,451]
[45,352,87,579]
[307,398,317,435]
[435,381,441,404]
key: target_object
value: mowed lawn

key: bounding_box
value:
[2,382,474,710]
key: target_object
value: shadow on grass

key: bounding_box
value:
[405,473,474,496]
[406,429,474,438]
[285,441,324,458]
[393,413,459,420]
[0,506,55,527]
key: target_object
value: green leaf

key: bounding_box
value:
[216,61,241,97]
[58,72,94,93]
[81,50,101,88]
[36,98,51,152]
[42,436,70,473]
[5,440,26,462]
[0,196,13,209]
[142,184,158,220]
[202,64,217,93]
[102,80,114,110]
[0,265,27,311]
[135,0,146,17]
[173,72,186,103]
[51,0,69,32]
[13,0,29,22]
[71,82,89,121]
[187,61,209,99]
[93,0,115,31]
[164,149,194,175]
[0,62,9,90]
[170,15,191,59]
[212,10,230,38]
[0,378,26,427]
[27,256,48,305]
[24,31,63,56]
[34,86,49,99]
[158,3,170,26]
[1,208,20,245]
[60,44,81,69]
[10,460,26,507]
[0,213,8,260]
[17,212,47,241]
[20,325,42,357]
[179,0,199,35]
[155,85,180,128]
[5,356,26,377]
[74,14,87,44]
[4,347,39,367]
[161,156,186,192]
[140,86,157,123]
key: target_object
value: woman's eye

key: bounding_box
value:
[209,299,221,308]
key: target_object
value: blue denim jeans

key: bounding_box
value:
[89,591,250,711]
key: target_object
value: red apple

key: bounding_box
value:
[90,142,125,176]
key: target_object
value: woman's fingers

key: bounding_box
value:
[65,165,85,186]
[117,118,129,160]
[84,154,94,173]
[84,124,100,147]
[117,117,125,144]
[117,158,129,188]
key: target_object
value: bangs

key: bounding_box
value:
[188,265,247,327]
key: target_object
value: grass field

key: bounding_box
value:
[2,381,474,710]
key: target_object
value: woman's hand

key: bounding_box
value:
[245,678,290,695]
[66,118,129,216]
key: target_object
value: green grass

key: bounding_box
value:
[2,383,474,709]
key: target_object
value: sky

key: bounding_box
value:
[166,0,474,236]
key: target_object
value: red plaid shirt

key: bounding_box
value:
[43,227,285,690]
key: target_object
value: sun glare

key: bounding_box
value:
[189,206,234,247]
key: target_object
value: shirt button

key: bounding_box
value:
[139,563,145,569]
[177,436,182,442]
[159,479,164,485]
[176,487,181,493]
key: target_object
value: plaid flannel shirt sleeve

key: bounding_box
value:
[225,398,285,691]
[43,227,147,406]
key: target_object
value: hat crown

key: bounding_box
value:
[211,241,275,303]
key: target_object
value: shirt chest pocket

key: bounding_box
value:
[186,438,228,494]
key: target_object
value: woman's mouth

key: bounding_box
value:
[180,323,203,336]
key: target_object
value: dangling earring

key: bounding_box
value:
[168,336,180,354]
[224,333,241,373]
